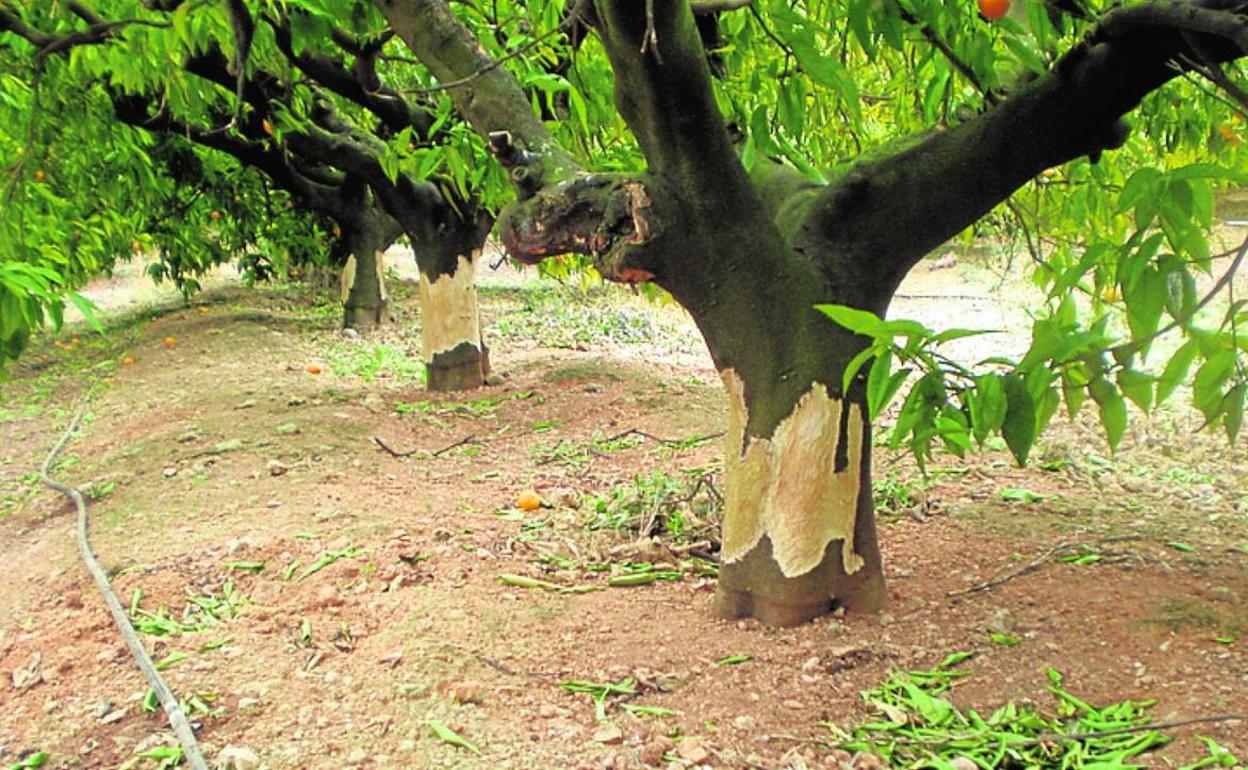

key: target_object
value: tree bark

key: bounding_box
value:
[341,247,387,330]
[418,249,490,391]
[339,205,403,331]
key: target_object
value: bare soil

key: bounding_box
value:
[1,256,1246,770]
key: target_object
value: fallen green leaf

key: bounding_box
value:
[716,654,752,666]
[222,561,266,572]
[999,488,1044,503]
[428,719,480,754]
[154,651,189,671]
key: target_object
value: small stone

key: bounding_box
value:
[315,585,342,608]
[11,652,43,689]
[345,747,367,764]
[275,423,301,436]
[162,467,178,478]
[639,737,675,766]
[100,708,126,724]
[267,460,289,477]
[484,373,505,386]
[450,680,485,705]
[592,724,624,745]
[342,328,360,339]
[676,740,708,764]
[948,758,977,770]
[236,400,257,410]
[217,745,260,770]
[584,383,604,393]
[732,715,756,730]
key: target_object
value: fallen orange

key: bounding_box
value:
[121,356,135,366]
[163,336,177,348]
[516,490,542,511]
[306,365,323,375]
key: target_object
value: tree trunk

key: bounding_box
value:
[338,203,403,332]
[418,249,490,391]
[711,367,886,626]
[341,246,388,330]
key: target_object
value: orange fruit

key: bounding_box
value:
[162,336,177,348]
[516,490,542,511]
[978,0,1010,20]
[33,170,45,182]
[121,356,135,366]
[210,210,221,221]
[262,119,273,135]
[306,365,323,375]
[131,240,143,253]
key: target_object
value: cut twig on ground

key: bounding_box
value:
[373,434,478,458]
[433,434,479,456]
[603,428,725,447]
[948,536,1145,597]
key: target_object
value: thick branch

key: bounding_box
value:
[802,0,1248,308]
[592,0,740,181]
[110,92,348,218]
[372,0,578,186]
[268,14,434,137]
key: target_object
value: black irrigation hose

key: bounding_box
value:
[40,410,209,770]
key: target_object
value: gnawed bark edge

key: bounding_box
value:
[721,369,865,577]
[418,252,482,362]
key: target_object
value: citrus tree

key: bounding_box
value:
[0,0,506,389]
[4,0,1247,624]
[373,0,1248,624]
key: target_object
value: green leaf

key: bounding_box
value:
[970,374,1007,444]
[1223,385,1244,443]
[1156,341,1198,405]
[65,290,102,329]
[1116,369,1154,413]
[816,304,884,338]
[866,349,908,419]
[427,720,481,754]
[1001,374,1037,466]
[937,651,974,669]
[1000,488,1043,503]
[1089,378,1127,452]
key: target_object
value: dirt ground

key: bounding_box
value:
[1,251,1246,770]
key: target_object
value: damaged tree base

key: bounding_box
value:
[343,299,388,331]
[713,536,887,626]
[426,341,490,391]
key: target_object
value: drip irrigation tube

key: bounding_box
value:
[39,410,209,770]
